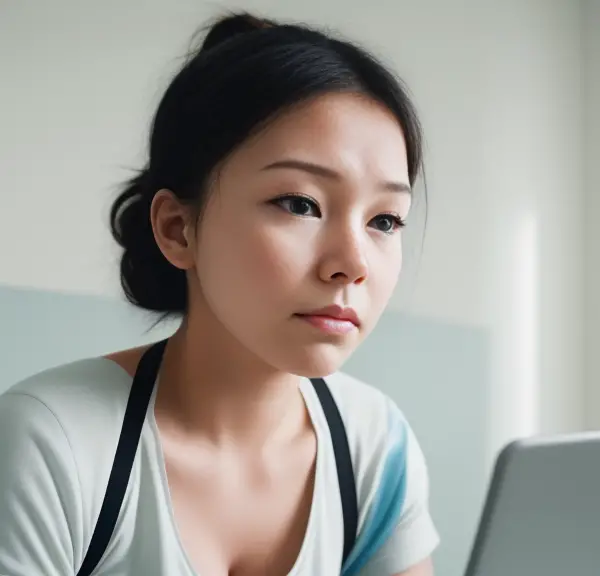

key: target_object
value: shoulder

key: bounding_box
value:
[4,357,133,450]
[7,354,133,397]
[5,356,133,433]
[0,357,133,574]
[324,372,439,575]
[324,370,420,486]
[324,371,409,481]
[0,358,134,528]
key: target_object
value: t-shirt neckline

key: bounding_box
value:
[146,376,325,576]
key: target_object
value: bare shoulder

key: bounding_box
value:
[104,344,149,377]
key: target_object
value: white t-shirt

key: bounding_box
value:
[0,356,439,575]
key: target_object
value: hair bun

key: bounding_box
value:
[202,12,274,52]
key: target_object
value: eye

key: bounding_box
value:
[369,213,405,234]
[271,194,321,217]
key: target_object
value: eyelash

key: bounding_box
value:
[269,193,406,234]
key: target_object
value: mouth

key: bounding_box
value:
[294,305,360,336]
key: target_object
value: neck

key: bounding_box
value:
[154,303,307,447]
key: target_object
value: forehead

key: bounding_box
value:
[228,92,409,181]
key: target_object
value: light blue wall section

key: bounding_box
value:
[0,284,490,575]
[0,285,175,386]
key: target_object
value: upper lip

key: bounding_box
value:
[297,305,361,327]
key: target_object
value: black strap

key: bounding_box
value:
[76,339,167,576]
[310,377,358,566]
[77,339,357,575]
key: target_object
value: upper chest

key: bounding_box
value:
[163,430,318,576]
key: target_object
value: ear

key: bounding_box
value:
[150,189,196,270]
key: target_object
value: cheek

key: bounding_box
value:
[243,227,303,287]
[196,214,315,312]
[368,240,403,313]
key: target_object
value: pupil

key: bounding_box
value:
[293,199,310,215]
[379,217,392,231]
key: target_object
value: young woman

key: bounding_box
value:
[0,12,438,576]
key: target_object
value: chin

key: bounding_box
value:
[274,342,355,379]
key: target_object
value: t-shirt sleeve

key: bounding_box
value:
[0,392,81,575]
[342,399,439,576]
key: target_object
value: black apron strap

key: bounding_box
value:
[76,339,168,576]
[310,377,358,566]
[76,340,357,575]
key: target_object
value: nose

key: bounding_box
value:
[318,225,369,286]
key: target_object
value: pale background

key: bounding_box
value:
[1,1,599,574]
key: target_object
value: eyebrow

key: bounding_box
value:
[261,159,411,194]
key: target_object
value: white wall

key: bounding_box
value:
[1,0,587,412]
[479,0,585,454]
[0,0,592,573]
[583,0,600,430]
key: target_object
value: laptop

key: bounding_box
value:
[464,432,600,576]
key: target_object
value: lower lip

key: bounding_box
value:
[295,314,357,335]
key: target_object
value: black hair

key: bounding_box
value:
[110,11,424,315]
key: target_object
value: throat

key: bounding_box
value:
[154,328,310,448]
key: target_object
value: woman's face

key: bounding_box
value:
[158,92,411,377]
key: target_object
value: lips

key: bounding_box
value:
[295,304,360,327]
